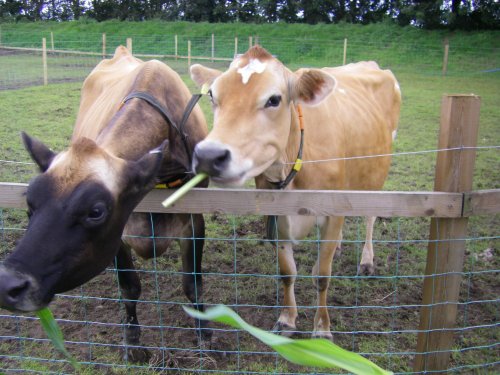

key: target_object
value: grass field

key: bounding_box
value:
[0,22,499,375]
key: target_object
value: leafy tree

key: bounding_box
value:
[278,0,299,23]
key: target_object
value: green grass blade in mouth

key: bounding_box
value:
[162,173,207,208]
[36,307,81,370]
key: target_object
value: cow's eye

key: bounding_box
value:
[265,95,282,108]
[85,202,108,226]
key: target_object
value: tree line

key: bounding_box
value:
[0,1,498,30]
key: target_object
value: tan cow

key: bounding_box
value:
[190,46,401,339]
[0,46,209,361]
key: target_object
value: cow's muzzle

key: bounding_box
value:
[192,141,231,178]
[0,265,42,312]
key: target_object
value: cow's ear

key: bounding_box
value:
[21,132,56,172]
[190,64,222,88]
[291,69,336,106]
[126,140,168,193]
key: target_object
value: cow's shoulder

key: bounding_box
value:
[321,62,399,100]
[81,46,143,100]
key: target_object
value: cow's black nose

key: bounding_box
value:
[0,270,32,309]
[193,144,231,177]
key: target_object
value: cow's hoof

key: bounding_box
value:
[358,263,375,276]
[124,347,151,363]
[312,330,333,341]
[272,321,297,337]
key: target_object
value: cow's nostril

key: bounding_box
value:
[215,150,230,165]
[8,280,30,300]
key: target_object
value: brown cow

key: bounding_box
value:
[0,47,209,361]
[190,46,401,339]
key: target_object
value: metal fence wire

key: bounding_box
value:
[0,208,498,374]
[0,33,499,374]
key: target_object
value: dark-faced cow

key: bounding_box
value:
[0,46,209,360]
[190,46,401,339]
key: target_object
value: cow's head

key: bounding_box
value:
[190,46,335,186]
[0,133,164,312]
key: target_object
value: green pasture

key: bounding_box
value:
[1,20,499,75]
[0,23,499,374]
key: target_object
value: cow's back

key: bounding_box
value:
[298,62,401,191]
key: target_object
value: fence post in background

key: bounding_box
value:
[102,33,106,58]
[211,33,215,62]
[50,31,54,51]
[343,38,347,65]
[0,26,2,47]
[442,38,449,76]
[249,36,253,49]
[126,38,132,54]
[414,95,481,372]
[42,38,48,86]
[188,40,191,67]
[175,34,178,60]
[234,37,238,57]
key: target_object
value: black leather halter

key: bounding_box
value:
[120,91,203,187]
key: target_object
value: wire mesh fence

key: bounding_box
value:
[1,31,499,90]
[0,206,498,374]
[0,32,499,374]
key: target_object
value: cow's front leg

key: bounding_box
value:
[311,216,344,340]
[116,242,150,363]
[180,214,212,345]
[359,216,376,275]
[272,241,298,337]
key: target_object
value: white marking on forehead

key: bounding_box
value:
[47,151,121,195]
[395,82,401,92]
[88,157,120,195]
[237,58,267,85]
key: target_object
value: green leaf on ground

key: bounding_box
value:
[184,304,393,375]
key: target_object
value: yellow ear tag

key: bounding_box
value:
[201,83,210,95]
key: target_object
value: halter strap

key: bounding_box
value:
[120,91,203,188]
[272,103,305,190]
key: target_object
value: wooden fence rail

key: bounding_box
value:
[0,182,498,218]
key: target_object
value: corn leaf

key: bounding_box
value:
[184,305,392,375]
[36,307,81,370]
[162,173,207,208]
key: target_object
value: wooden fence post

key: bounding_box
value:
[126,38,132,54]
[175,34,178,60]
[234,37,238,57]
[249,36,253,49]
[188,40,191,67]
[414,95,481,372]
[343,38,347,65]
[102,33,106,59]
[442,39,449,76]
[211,33,215,62]
[42,38,48,86]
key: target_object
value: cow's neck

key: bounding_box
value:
[259,104,302,189]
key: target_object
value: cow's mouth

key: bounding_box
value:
[209,172,247,187]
